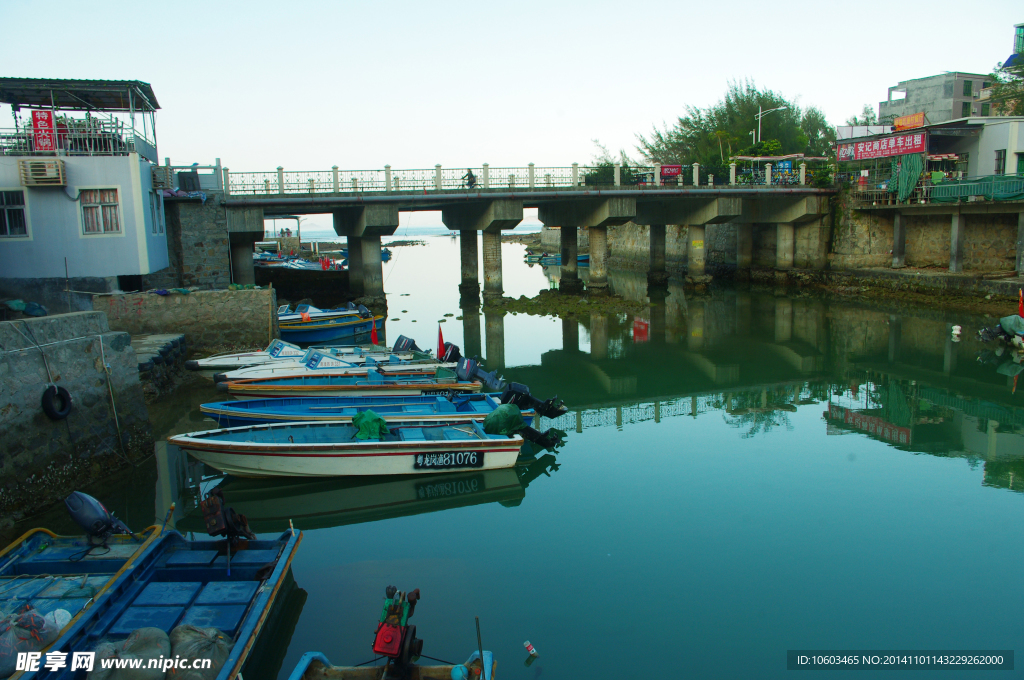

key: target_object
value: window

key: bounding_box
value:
[0,191,27,237]
[81,189,120,234]
[981,103,990,117]
[963,79,973,97]
[995,149,1006,175]
[961,101,972,118]
[150,193,159,234]
[983,81,991,89]
[1016,25,1024,55]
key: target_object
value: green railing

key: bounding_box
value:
[930,173,1024,202]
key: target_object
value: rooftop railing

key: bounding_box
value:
[225,161,833,196]
[0,125,158,163]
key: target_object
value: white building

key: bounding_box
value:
[0,79,168,311]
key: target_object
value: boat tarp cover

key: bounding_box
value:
[889,153,923,202]
[999,314,1024,336]
[352,409,389,440]
[483,403,525,435]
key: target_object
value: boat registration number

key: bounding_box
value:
[414,451,484,470]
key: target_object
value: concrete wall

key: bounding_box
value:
[0,154,168,278]
[93,288,278,351]
[143,194,231,290]
[0,312,151,522]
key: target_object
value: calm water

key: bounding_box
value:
[16,237,1024,678]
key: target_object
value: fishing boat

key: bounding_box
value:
[168,419,524,477]
[280,313,386,344]
[286,650,494,680]
[278,303,366,324]
[213,348,447,383]
[222,370,482,399]
[200,393,534,428]
[2,492,302,680]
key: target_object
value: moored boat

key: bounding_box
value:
[186,336,424,375]
[168,419,523,477]
[200,393,534,428]
[280,314,386,344]
[213,348,447,383]
[222,370,482,398]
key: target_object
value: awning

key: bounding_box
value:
[729,154,829,162]
[0,78,160,111]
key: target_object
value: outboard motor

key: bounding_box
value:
[200,488,256,541]
[392,335,422,353]
[500,383,568,419]
[440,342,461,363]
[373,586,424,678]
[346,301,357,310]
[456,357,505,392]
[357,304,372,317]
[518,425,566,450]
[65,491,135,541]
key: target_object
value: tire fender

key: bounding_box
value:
[41,385,73,420]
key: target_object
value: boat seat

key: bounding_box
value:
[401,428,426,441]
[435,400,457,413]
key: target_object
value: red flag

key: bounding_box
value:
[1018,289,1023,317]
[370,317,378,345]
[437,325,445,359]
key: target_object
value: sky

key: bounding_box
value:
[2,0,1020,229]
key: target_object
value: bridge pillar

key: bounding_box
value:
[562,317,579,352]
[482,230,503,299]
[776,223,795,270]
[775,298,793,343]
[892,212,906,268]
[736,225,753,270]
[687,225,706,277]
[590,313,608,359]
[484,310,505,371]
[560,227,584,293]
[589,226,608,292]
[686,300,704,351]
[459,230,479,301]
[229,233,258,285]
[888,315,901,364]
[461,306,482,359]
[736,291,752,336]
[949,213,965,273]
[648,224,668,285]
[648,285,668,344]
[360,234,384,298]
[347,236,364,295]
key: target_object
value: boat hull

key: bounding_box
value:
[176,439,522,477]
[227,381,481,399]
[280,316,384,343]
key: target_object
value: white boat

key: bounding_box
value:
[186,336,424,376]
[168,419,524,477]
[214,348,449,383]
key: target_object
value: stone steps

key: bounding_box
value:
[132,333,187,387]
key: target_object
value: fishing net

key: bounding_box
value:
[90,627,170,680]
[353,409,390,440]
[0,604,63,678]
[169,625,233,680]
[483,403,526,435]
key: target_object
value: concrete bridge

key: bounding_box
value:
[218,162,834,301]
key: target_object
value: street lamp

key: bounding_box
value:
[755,106,788,143]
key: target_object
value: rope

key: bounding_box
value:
[419,654,457,665]
[353,656,384,667]
[11,322,54,384]
[99,336,134,467]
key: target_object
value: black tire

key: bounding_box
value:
[41,385,72,420]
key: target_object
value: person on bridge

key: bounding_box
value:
[462,169,477,189]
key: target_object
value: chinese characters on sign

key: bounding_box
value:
[826,404,912,445]
[837,132,927,162]
[31,110,57,153]
[16,651,95,672]
[894,112,925,130]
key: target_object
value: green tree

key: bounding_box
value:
[844,104,878,126]
[987,62,1024,115]
[635,80,835,176]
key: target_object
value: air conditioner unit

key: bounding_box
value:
[18,159,66,187]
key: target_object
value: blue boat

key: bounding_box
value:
[223,368,481,398]
[10,528,302,680]
[279,314,385,344]
[199,393,535,428]
[286,650,495,680]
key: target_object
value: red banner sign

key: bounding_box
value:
[660,165,682,177]
[826,403,911,445]
[31,110,57,153]
[632,318,649,343]
[837,132,926,161]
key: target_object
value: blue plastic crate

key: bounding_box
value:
[194,582,259,605]
[110,606,184,634]
[180,605,247,635]
[133,582,202,606]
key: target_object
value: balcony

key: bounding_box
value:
[0,122,157,163]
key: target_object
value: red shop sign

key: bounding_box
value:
[837,132,926,161]
[32,110,57,153]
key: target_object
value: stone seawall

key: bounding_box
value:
[540,226,590,251]
[0,312,151,524]
[94,288,278,351]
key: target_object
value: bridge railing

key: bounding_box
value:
[225,162,832,196]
